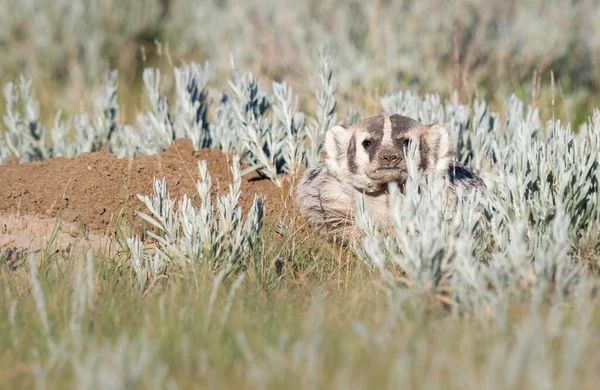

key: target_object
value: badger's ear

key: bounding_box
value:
[323,124,351,172]
[424,124,452,171]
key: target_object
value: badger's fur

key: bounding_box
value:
[295,114,486,245]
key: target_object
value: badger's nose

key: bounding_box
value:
[378,150,401,166]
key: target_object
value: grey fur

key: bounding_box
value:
[296,114,487,245]
[390,114,420,136]
[347,135,357,173]
[362,115,385,135]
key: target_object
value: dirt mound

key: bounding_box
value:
[0,139,298,235]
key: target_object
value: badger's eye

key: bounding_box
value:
[401,139,411,148]
[362,139,372,149]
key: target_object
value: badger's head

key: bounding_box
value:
[323,114,452,193]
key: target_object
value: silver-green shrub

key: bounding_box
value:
[129,155,264,291]
[303,45,338,167]
[0,132,8,163]
[135,68,176,155]
[2,75,49,161]
[357,88,600,313]
[0,54,337,180]
[227,55,280,184]
[172,61,211,149]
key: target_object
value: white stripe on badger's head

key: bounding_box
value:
[322,114,454,193]
[382,116,393,146]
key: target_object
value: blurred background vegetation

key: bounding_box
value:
[4,2,600,387]
[2,0,599,128]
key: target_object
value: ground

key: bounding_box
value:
[0,139,296,252]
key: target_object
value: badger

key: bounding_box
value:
[295,114,486,245]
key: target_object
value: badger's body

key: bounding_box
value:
[295,114,486,245]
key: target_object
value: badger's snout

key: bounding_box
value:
[376,147,403,167]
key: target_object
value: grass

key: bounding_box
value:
[2,68,600,387]
[1,212,600,389]
[3,2,600,387]
[0,220,371,387]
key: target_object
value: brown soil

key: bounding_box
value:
[0,139,300,236]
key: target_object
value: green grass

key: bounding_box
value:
[2,221,600,389]
[3,1,600,386]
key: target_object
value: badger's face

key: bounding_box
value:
[324,114,451,193]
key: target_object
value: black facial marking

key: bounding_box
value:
[390,114,421,139]
[362,115,385,135]
[360,136,379,161]
[358,115,385,162]
[347,135,357,173]
[367,139,381,161]
[395,137,411,150]
[419,133,429,170]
